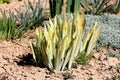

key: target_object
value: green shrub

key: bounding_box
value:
[49,0,63,18]
[75,50,93,65]
[30,13,102,71]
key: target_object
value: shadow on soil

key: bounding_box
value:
[15,53,47,68]
[15,53,54,72]
[15,53,36,66]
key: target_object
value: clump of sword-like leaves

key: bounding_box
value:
[15,0,43,29]
[30,13,102,71]
[0,10,24,40]
[49,0,81,18]
[80,0,120,15]
[75,21,101,65]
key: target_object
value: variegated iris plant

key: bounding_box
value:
[30,13,102,71]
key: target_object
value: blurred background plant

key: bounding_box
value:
[66,0,81,13]
[0,0,10,3]
[49,0,81,18]
[80,0,120,15]
[0,10,25,40]
[14,0,43,30]
[75,50,93,65]
[18,0,22,1]
[85,14,120,48]
[105,76,120,80]
[63,71,75,79]
[0,0,44,40]
[49,0,63,18]
[49,0,120,18]
[114,0,120,13]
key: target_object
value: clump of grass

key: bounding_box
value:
[0,0,44,40]
[63,71,75,79]
[75,51,93,65]
[0,10,24,40]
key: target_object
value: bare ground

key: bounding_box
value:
[0,0,120,80]
[0,37,119,80]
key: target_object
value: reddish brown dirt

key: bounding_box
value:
[0,0,120,80]
[0,37,120,80]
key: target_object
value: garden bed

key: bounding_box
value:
[0,38,120,80]
[0,0,120,80]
